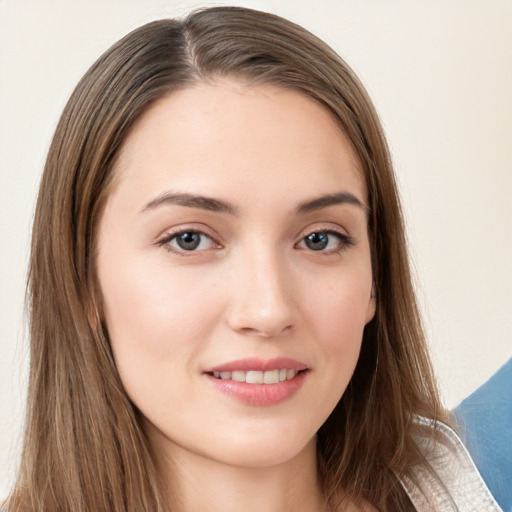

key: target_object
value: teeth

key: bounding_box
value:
[286,369,298,380]
[246,371,263,384]
[263,369,279,384]
[211,369,301,384]
[232,371,246,382]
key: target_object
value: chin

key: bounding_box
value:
[199,424,318,469]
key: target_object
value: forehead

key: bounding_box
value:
[109,79,366,208]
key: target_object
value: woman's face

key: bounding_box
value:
[97,80,375,469]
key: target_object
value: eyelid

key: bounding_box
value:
[156,225,223,254]
[298,222,351,240]
[296,223,355,252]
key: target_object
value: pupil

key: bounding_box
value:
[306,232,328,250]
[177,232,201,250]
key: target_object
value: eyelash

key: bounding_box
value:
[297,229,355,254]
[157,229,220,254]
[157,227,355,255]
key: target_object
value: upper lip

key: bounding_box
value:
[206,357,309,373]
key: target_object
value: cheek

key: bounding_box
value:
[303,268,372,387]
[306,265,372,337]
[98,257,221,393]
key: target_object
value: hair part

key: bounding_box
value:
[6,7,446,511]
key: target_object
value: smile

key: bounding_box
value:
[205,358,309,406]
[212,369,299,384]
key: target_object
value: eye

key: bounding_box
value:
[297,230,354,252]
[160,230,217,253]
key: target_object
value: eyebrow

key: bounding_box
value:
[141,190,366,216]
[296,192,367,214]
[141,192,238,215]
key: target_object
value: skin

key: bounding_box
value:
[96,79,376,512]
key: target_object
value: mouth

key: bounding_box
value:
[204,358,309,405]
[207,368,303,384]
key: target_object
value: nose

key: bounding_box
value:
[226,249,296,338]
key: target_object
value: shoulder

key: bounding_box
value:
[400,417,503,512]
[454,358,512,511]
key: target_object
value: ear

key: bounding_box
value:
[365,283,376,324]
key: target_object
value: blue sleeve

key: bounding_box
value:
[454,358,512,512]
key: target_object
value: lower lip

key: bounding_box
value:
[205,371,308,406]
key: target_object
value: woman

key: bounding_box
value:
[3,6,501,512]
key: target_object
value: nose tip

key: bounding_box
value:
[232,316,292,338]
[226,264,296,338]
[232,311,294,338]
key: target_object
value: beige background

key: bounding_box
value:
[1,0,511,495]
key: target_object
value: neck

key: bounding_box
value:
[152,434,326,512]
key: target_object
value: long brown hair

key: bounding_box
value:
[6,6,446,511]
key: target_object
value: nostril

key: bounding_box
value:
[237,324,293,338]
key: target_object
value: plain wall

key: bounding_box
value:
[1,0,511,496]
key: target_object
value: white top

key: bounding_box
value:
[401,417,503,511]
